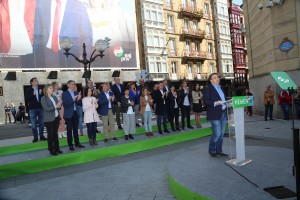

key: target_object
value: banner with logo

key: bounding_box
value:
[232,96,254,108]
[0,0,138,69]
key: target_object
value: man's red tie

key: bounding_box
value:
[52,0,61,53]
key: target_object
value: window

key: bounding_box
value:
[149,62,155,72]
[154,36,159,47]
[193,20,198,32]
[184,18,189,30]
[191,0,195,11]
[156,62,161,72]
[166,0,172,6]
[208,43,212,54]
[209,63,214,73]
[226,64,230,73]
[195,41,200,52]
[151,11,157,21]
[171,62,177,74]
[197,62,202,74]
[206,23,211,35]
[147,36,153,46]
[220,7,225,15]
[182,0,187,7]
[169,38,176,51]
[188,62,192,73]
[145,10,150,20]
[167,15,174,28]
[186,40,191,53]
[204,3,209,16]
[162,63,167,72]
[158,12,163,22]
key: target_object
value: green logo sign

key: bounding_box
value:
[271,72,297,90]
[232,96,254,108]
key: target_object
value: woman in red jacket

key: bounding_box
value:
[278,90,292,120]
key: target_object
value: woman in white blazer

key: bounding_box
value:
[82,88,100,145]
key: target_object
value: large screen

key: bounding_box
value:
[0,0,138,69]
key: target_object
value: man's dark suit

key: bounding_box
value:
[154,90,168,133]
[111,84,124,127]
[25,87,44,139]
[62,90,80,147]
[98,91,117,116]
[203,84,224,120]
[179,88,193,129]
[23,0,92,68]
[167,92,180,130]
[203,83,227,155]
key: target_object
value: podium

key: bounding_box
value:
[226,96,254,166]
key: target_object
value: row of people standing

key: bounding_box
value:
[264,85,300,121]
[4,102,25,123]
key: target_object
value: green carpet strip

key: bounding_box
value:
[168,174,212,200]
[0,127,212,180]
[0,119,207,156]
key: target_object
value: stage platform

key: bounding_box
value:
[168,145,296,200]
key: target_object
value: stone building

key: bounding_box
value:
[243,0,300,117]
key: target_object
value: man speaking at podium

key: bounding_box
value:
[203,73,228,158]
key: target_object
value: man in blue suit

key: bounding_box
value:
[98,82,118,142]
[62,80,85,151]
[23,0,92,68]
[203,73,228,157]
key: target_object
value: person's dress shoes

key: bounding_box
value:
[129,134,134,139]
[176,128,181,131]
[50,152,58,156]
[93,139,98,145]
[187,126,194,129]
[164,130,170,133]
[125,135,129,140]
[118,126,123,130]
[112,137,118,141]
[32,138,38,143]
[210,153,217,157]
[40,136,47,141]
[57,150,63,154]
[69,146,75,151]
[75,144,85,148]
[159,131,163,134]
[104,139,109,142]
[217,152,229,157]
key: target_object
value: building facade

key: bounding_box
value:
[211,0,234,81]
[229,2,248,95]
[163,0,217,82]
[138,0,169,81]
[244,0,300,117]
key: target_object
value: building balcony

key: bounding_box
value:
[234,63,247,68]
[178,4,203,19]
[180,28,205,40]
[221,72,234,79]
[149,73,169,81]
[206,34,213,40]
[181,50,207,63]
[167,26,175,33]
[230,23,241,29]
[196,73,209,80]
[232,43,244,49]
[168,49,178,57]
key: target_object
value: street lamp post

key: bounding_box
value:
[60,37,111,86]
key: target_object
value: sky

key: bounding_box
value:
[233,0,243,5]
